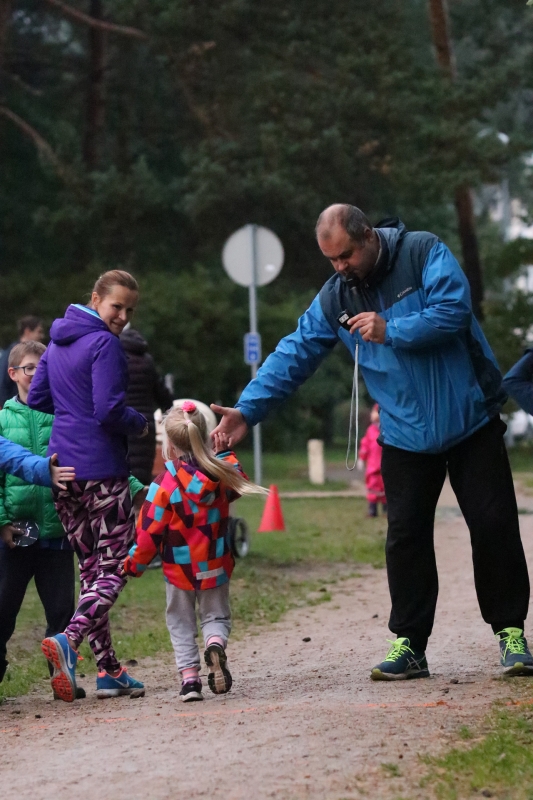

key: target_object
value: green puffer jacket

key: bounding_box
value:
[0,398,63,538]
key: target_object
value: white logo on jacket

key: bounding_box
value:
[397,287,413,299]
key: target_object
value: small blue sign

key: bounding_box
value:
[244,332,262,365]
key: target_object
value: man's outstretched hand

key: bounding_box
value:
[210,405,249,448]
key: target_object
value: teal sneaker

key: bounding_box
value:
[41,633,78,702]
[371,637,430,681]
[497,628,533,676]
[96,667,145,698]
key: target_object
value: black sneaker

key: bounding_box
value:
[204,643,232,694]
[179,680,203,702]
[497,627,533,676]
[371,637,430,681]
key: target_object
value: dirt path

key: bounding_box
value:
[2,483,533,799]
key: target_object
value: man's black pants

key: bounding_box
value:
[381,417,530,652]
[0,545,74,682]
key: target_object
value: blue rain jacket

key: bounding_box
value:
[502,350,533,414]
[236,219,506,454]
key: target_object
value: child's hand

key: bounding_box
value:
[122,555,141,578]
[0,524,17,549]
[49,454,75,489]
[213,431,230,454]
[133,486,148,513]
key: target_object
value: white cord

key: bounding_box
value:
[345,340,359,471]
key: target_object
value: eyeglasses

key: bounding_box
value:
[12,365,38,376]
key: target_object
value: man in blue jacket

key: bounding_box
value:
[212,204,532,680]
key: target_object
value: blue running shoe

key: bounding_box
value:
[497,628,533,676]
[41,633,78,702]
[371,637,430,681]
[96,667,145,698]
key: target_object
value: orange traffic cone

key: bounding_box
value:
[258,485,285,532]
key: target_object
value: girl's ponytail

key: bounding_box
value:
[162,404,266,496]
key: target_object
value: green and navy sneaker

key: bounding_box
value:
[497,628,533,676]
[371,637,430,681]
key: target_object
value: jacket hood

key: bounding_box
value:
[343,217,407,291]
[50,304,109,346]
[3,397,26,413]
[375,217,407,259]
[120,328,148,355]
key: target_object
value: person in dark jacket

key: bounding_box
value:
[28,270,147,703]
[120,327,173,485]
[212,204,532,682]
[0,316,45,408]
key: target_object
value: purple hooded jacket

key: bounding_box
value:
[28,304,146,480]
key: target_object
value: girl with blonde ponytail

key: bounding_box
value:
[123,401,266,702]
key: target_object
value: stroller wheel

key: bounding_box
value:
[227,517,250,558]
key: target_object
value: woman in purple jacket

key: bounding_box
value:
[28,270,147,702]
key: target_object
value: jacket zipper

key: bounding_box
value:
[376,286,437,450]
[29,410,44,533]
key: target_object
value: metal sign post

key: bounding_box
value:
[249,225,262,484]
[222,224,284,486]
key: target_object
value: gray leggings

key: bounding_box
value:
[165,582,232,673]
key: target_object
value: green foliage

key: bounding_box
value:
[3,0,533,440]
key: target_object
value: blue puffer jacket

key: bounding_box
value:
[236,219,506,454]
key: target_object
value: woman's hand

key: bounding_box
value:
[49,454,75,490]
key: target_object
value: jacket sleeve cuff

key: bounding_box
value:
[235,406,257,428]
[384,320,395,346]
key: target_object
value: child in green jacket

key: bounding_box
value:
[0,341,78,687]
[0,341,143,688]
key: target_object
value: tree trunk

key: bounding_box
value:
[0,0,12,95]
[427,0,484,319]
[83,0,105,169]
[454,185,484,320]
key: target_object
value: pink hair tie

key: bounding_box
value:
[182,401,197,413]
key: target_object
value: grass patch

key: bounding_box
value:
[236,495,386,566]
[423,707,533,799]
[0,488,384,701]
[238,448,350,492]
[508,445,533,474]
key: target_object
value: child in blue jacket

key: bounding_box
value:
[0,430,73,488]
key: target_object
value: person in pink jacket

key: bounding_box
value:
[358,404,387,517]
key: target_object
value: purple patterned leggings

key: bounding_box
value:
[54,478,134,672]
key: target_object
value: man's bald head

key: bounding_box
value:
[316,204,379,282]
[315,204,373,245]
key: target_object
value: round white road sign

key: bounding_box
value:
[222,224,284,287]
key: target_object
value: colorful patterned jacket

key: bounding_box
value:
[124,451,245,590]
